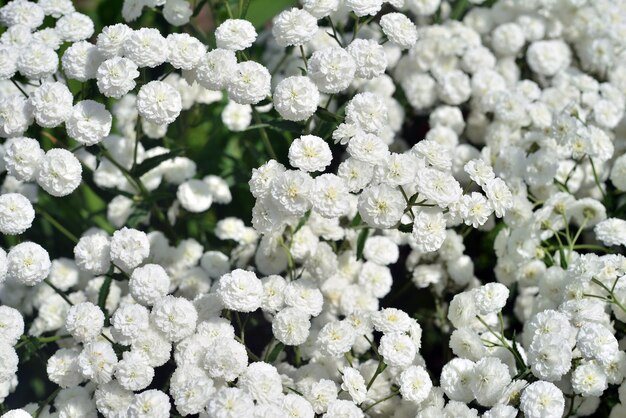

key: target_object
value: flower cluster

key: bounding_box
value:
[1,0,626,417]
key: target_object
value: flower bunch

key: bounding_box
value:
[1,0,626,417]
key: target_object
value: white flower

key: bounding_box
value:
[400,365,432,403]
[358,184,405,229]
[7,241,51,286]
[288,135,332,172]
[345,0,383,16]
[274,76,320,122]
[379,332,416,367]
[17,43,58,80]
[216,269,263,312]
[163,0,192,26]
[595,218,626,247]
[341,367,367,404]
[111,303,150,343]
[312,173,350,218]
[346,39,387,80]
[151,295,198,342]
[0,95,33,138]
[347,132,389,165]
[238,362,283,404]
[318,321,357,357]
[337,158,374,192]
[207,388,253,417]
[227,61,271,105]
[221,101,252,132]
[177,179,213,213]
[0,343,18,382]
[526,40,570,76]
[215,19,257,51]
[345,92,388,134]
[124,27,168,68]
[194,48,238,91]
[0,193,34,235]
[127,389,170,418]
[166,33,206,70]
[96,57,140,99]
[77,340,118,384]
[272,8,318,47]
[55,12,94,42]
[46,348,83,389]
[203,337,248,381]
[483,178,513,218]
[464,159,495,187]
[137,81,182,125]
[440,358,475,402]
[66,100,112,145]
[528,335,572,382]
[29,82,73,128]
[474,283,509,315]
[272,307,311,345]
[470,357,511,406]
[115,351,154,392]
[36,148,82,197]
[302,0,339,18]
[62,41,103,82]
[411,209,446,252]
[270,170,313,216]
[379,13,418,50]
[416,167,463,208]
[460,192,493,228]
[96,23,133,58]
[110,227,150,272]
[308,47,356,94]
[65,302,104,343]
[0,0,44,28]
[577,323,619,365]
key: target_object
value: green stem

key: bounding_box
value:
[10,79,29,98]
[362,390,399,412]
[44,279,74,306]
[35,387,61,418]
[476,315,527,372]
[36,207,79,243]
[588,155,607,201]
[299,45,308,71]
[252,108,278,160]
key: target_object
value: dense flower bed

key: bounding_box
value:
[1,0,626,417]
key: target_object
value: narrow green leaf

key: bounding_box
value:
[356,228,369,260]
[98,276,113,316]
[126,207,150,228]
[316,107,343,122]
[240,0,251,19]
[131,149,184,177]
[350,213,362,227]
[267,341,285,363]
[294,210,311,234]
[266,119,304,133]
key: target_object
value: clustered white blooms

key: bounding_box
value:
[1,0,626,417]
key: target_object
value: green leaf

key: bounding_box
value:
[266,119,304,133]
[98,276,113,317]
[240,0,252,19]
[350,213,362,227]
[267,341,285,363]
[131,149,184,177]
[398,223,413,233]
[316,107,343,122]
[126,207,150,228]
[356,228,369,260]
[294,210,311,234]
